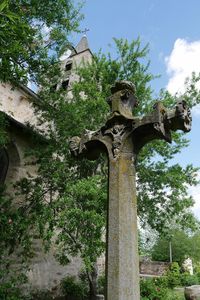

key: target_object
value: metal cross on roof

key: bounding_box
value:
[81,28,90,36]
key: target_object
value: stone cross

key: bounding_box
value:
[69,81,191,300]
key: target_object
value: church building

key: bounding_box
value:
[0,36,93,291]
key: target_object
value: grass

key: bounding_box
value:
[168,288,185,300]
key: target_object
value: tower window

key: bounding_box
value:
[65,63,72,71]
[62,80,69,90]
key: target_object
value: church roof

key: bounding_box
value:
[75,36,89,53]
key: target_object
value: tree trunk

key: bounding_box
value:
[87,264,98,300]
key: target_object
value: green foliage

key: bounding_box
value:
[0,0,83,298]
[151,229,200,264]
[194,263,200,274]
[97,275,106,295]
[0,0,82,84]
[153,276,169,289]
[1,10,200,296]
[166,262,181,288]
[0,268,28,300]
[7,36,200,296]
[180,273,199,286]
[94,276,184,300]
[21,38,159,270]
[88,41,198,231]
[28,290,53,300]
[196,272,200,283]
[65,38,199,234]
[61,276,88,300]
[140,278,170,300]
[140,276,185,300]
[167,289,185,300]
[0,112,8,146]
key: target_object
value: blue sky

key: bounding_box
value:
[72,0,200,90]
[72,0,200,217]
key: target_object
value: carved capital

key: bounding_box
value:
[175,100,192,132]
[107,81,138,119]
[132,100,192,153]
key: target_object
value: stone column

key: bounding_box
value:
[107,151,139,300]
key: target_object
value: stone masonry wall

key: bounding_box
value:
[140,260,170,276]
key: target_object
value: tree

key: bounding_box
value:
[151,228,200,265]
[0,1,83,299]
[1,12,200,295]
[13,38,200,298]
[151,229,192,264]
[0,0,82,84]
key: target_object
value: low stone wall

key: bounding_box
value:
[140,260,170,276]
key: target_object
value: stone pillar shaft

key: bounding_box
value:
[106,151,139,300]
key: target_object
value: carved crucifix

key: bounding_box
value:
[69,81,191,300]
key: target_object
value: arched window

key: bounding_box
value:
[0,148,9,184]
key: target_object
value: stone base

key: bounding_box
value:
[185,285,200,300]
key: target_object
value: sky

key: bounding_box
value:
[71,0,200,219]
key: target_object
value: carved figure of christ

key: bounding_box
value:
[69,81,191,300]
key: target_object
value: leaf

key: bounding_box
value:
[0,0,8,12]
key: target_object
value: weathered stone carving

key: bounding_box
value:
[70,91,191,160]
[185,285,200,300]
[69,81,191,300]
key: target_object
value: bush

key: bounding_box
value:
[180,273,199,286]
[166,262,181,288]
[0,270,28,300]
[153,276,168,288]
[194,263,200,274]
[97,275,105,295]
[196,272,200,283]
[61,276,88,300]
[28,290,53,300]
[140,277,184,300]
[140,278,169,300]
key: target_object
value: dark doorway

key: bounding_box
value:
[0,148,9,184]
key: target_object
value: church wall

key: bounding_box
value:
[27,242,82,291]
[0,82,37,127]
[4,124,83,291]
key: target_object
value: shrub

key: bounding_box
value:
[153,276,168,288]
[0,270,28,300]
[196,272,200,283]
[28,290,53,300]
[97,275,105,295]
[180,273,199,286]
[166,262,181,288]
[61,276,88,300]
[194,263,200,274]
[140,278,169,300]
[140,277,184,300]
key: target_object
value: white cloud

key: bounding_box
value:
[188,171,200,220]
[165,38,200,96]
[165,39,200,219]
